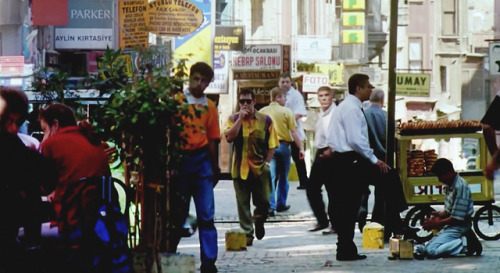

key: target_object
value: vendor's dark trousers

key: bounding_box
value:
[291,143,308,187]
[331,152,365,257]
[306,151,333,228]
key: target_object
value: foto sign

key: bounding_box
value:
[396,73,431,97]
[302,74,329,92]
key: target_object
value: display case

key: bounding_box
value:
[396,132,493,205]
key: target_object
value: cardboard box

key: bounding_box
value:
[225,229,247,251]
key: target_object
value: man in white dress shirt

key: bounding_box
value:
[279,72,309,189]
[327,74,409,261]
[306,86,336,232]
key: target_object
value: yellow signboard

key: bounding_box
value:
[313,63,344,85]
[343,12,365,26]
[147,0,203,36]
[343,0,365,10]
[119,0,148,48]
[342,30,365,44]
[396,73,431,97]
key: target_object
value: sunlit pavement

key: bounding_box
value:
[178,180,500,273]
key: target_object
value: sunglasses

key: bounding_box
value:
[239,99,253,105]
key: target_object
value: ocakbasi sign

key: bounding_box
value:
[396,73,431,97]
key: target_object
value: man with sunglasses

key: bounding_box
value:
[225,89,279,247]
[260,87,305,216]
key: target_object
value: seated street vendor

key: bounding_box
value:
[414,158,482,259]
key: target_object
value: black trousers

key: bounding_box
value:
[291,142,308,187]
[306,150,333,227]
[331,151,408,256]
[330,152,365,256]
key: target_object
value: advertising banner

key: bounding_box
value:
[55,0,113,50]
[342,12,365,27]
[119,0,148,48]
[489,42,500,75]
[296,37,331,62]
[173,0,213,69]
[205,51,229,94]
[396,73,431,97]
[342,30,365,44]
[147,0,204,36]
[214,26,245,51]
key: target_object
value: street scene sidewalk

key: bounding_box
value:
[178,180,500,273]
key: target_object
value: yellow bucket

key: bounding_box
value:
[362,222,384,249]
[225,229,247,251]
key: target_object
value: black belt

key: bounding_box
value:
[279,140,291,145]
[183,145,209,156]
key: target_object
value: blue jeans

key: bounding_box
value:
[177,150,217,265]
[423,224,470,258]
[269,142,291,210]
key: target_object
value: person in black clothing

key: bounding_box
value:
[0,87,56,273]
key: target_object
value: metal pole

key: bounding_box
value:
[386,0,399,167]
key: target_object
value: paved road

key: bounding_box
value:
[177,180,500,273]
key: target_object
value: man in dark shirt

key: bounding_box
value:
[0,87,55,272]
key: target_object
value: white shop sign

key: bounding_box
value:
[232,45,282,71]
[55,28,113,50]
[302,74,329,92]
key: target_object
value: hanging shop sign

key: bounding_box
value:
[396,73,431,97]
[232,45,282,71]
[214,26,245,51]
[296,37,331,62]
[489,42,500,75]
[342,30,365,44]
[205,51,229,94]
[147,0,203,36]
[342,12,365,27]
[55,0,113,50]
[119,0,148,48]
[302,74,330,92]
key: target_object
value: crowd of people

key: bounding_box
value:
[2,62,499,273]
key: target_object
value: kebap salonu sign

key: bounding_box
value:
[232,45,282,71]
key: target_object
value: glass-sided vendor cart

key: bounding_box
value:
[396,127,500,241]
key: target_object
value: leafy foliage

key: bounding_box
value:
[95,47,191,172]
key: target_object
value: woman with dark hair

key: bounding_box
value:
[39,103,110,233]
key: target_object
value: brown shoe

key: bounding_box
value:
[246,237,254,247]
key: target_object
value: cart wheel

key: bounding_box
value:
[473,205,500,241]
[403,206,435,243]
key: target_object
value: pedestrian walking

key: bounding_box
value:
[224,89,279,247]
[170,62,220,273]
[306,86,336,232]
[260,87,304,215]
[279,72,309,189]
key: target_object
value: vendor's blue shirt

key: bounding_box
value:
[444,174,474,221]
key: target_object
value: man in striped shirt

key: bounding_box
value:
[416,158,482,259]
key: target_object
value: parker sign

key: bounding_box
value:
[302,74,329,92]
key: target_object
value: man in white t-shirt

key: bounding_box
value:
[279,72,309,189]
